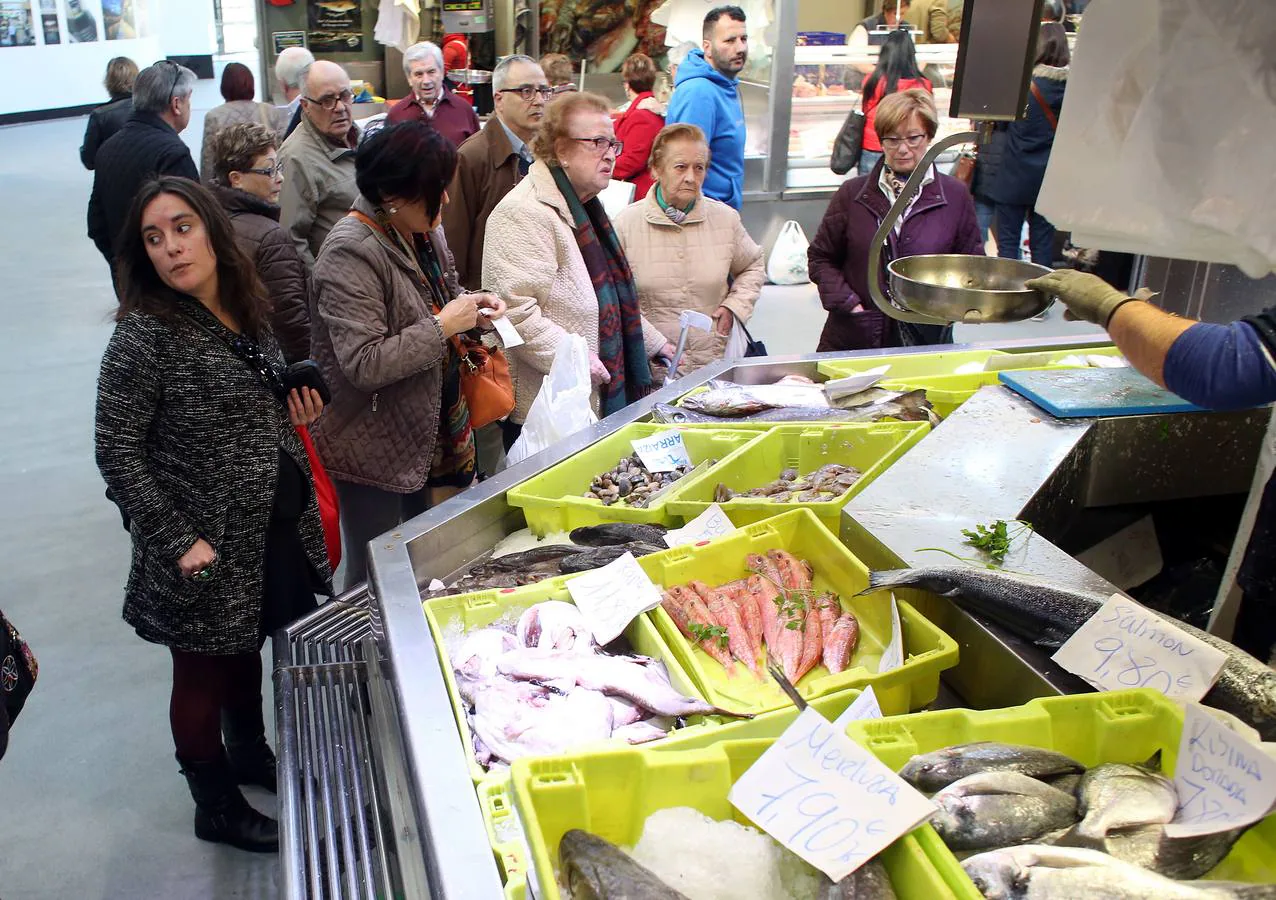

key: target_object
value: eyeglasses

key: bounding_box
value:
[552,83,579,94]
[571,136,624,155]
[159,59,181,106]
[243,163,284,177]
[497,85,553,101]
[304,88,354,111]
[880,133,929,150]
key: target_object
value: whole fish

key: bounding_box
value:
[559,543,663,573]
[691,580,760,678]
[611,720,670,745]
[480,545,581,571]
[680,387,778,417]
[821,858,897,899]
[1091,825,1248,881]
[661,586,736,671]
[825,613,860,674]
[962,844,1276,900]
[861,567,1276,741]
[724,578,765,665]
[930,771,1079,851]
[797,599,824,683]
[516,601,595,654]
[569,522,669,547]
[559,829,690,900]
[749,573,784,651]
[899,741,1084,792]
[469,681,613,765]
[1065,762,1177,845]
[453,627,520,700]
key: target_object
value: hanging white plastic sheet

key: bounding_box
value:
[1037,0,1276,278]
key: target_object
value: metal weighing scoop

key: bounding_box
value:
[866,129,1053,325]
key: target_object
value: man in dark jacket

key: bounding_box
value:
[87,60,199,270]
[80,96,132,169]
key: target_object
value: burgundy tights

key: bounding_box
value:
[169,647,263,762]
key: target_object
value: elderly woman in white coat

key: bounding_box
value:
[483,91,674,449]
[613,123,764,375]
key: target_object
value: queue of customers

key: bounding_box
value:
[84,4,1018,858]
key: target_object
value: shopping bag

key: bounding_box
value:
[297,425,341,571]
[507,334,598,467]
[830,109,866,175]
[725,312,767,359]
[766,220,811,285]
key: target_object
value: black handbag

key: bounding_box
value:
[0,608,38,759]
[830,110,866,176]
[730,311,768,358]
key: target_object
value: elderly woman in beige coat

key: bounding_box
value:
[613,123,764,375]
[483,91,674,449]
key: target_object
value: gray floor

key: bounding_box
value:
[0,66,1100,899]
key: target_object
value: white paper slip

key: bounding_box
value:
[565,552,663,645]
[1051,595,1227,702]
[427,578,446,592]
[823,367,891,401]
[878,594,903,674]
[1165,702,1276,837]
[664,503,736,548]
[833,686,883,729]
[729,707,936,882]
[630,430,692,473]
[487,314,524,349]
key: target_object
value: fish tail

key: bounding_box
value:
[857,570,916,596]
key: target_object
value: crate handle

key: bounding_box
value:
[467,595,500,609]
[533,771,577,786]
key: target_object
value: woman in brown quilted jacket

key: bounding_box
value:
[613,123,764,376]
[209,122,311,363]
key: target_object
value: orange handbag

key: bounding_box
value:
[458,338,515,428]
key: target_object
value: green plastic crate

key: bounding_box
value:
[816,349,1010,381]
[422,581,713,784]
[511,738,963,900]
[843,689,1276,898]
[635,508,959,716]
[667,422,929,529]
[505,423,760,535]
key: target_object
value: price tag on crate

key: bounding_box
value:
[664,503,735,548]
[833,686,883,729]
[1051,595,1227,702]
[729,707,935,882]
[630,430,692,473]
[877,594,904,674]
[565,551,663,645]
[1165,702,1276,837]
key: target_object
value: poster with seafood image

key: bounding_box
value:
[62,0,99,41]
[0,0,36,46]
[308,0,361,53]
[101,0,134,39]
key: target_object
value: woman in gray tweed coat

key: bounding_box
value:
[95,177,331,853]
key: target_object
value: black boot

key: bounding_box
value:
[222,707,278,793]
[179,753,279,853]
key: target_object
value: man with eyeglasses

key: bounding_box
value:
[277,60,360,269]
[87,59,199,273]
[666,5,749,210]
[386,41,480,150]
[440,54,549,478]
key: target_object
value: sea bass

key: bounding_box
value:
[899,741,1084,792]
[821,857,897,899]
[1067,762,1177,845]
[862,567,1276,741]
[559,829,690,900]
[930,771,1079,851]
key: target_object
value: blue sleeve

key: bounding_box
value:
[1163,321,1276,410]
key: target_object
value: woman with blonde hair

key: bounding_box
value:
[614,123,763,375]
[81,56,138,169]
[483,92,673,449]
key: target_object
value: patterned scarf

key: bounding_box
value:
[374,208,475,482]
[551,165,652,416]
[655,184,693,225]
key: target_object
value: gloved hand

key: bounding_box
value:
[1024,269,1137,327]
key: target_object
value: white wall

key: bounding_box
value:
[0,0,215,116]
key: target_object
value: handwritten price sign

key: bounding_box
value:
[564,551,664,645]
[631,430,692,473]
[729,708,935,881]
[1165,703,1276,837]
[1052,596,1227,702]
[664,503,736,548]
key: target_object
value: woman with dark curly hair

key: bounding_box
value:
[95,177,331,852]
[310,122,507,589]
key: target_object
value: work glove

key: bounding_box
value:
[1024,269,1137,327]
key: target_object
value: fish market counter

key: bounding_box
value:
[272,337,1271,899]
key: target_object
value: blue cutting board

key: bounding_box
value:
[998,367,1206,418]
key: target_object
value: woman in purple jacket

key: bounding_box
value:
[808,89,984,351]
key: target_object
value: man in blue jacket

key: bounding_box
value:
[666,5,748,209]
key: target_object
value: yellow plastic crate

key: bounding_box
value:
[844,690,1276,897]
[816,349,1010,381]
[667,422,929,529]
[422,581,713,784]
[635,509,959,716]
[478,777,530,900]
[505,423,759,535]
[511,739,966,900]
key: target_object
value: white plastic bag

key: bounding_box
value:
[506,334,598,467]
[766,220,811,285]
[725,319,751,360]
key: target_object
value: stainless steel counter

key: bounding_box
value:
[274,335,1265,898]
